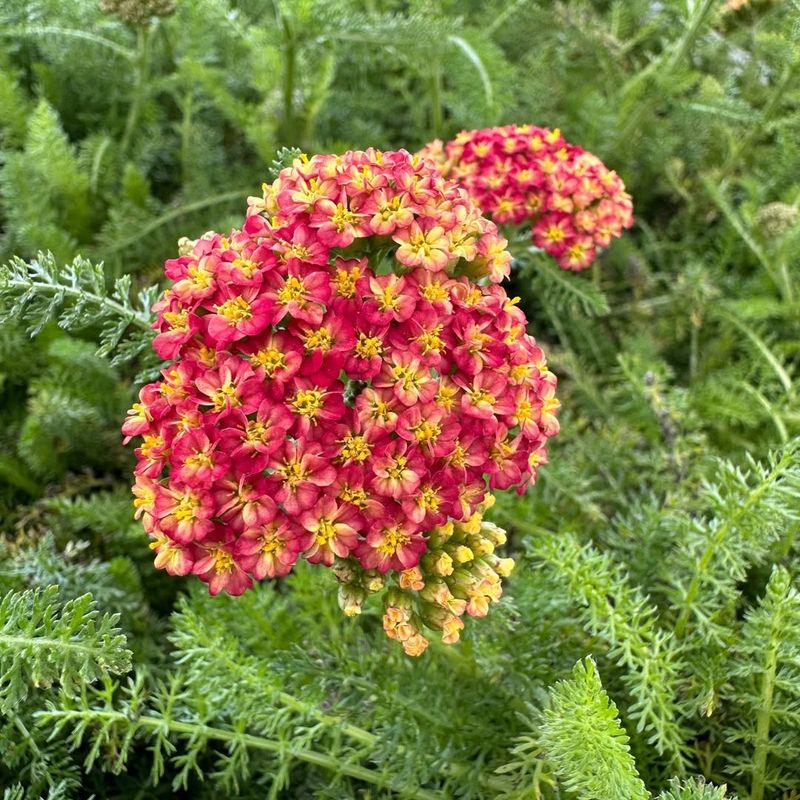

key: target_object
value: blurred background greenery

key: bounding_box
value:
[1,1,799,798]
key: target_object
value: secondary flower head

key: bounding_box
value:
[125,147,558,647]
[420,125,633,271]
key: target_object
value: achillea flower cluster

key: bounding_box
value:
[124,148,558,647]
[421,125,633,271]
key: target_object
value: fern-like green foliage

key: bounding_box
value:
[0,586,131,713]
[539,657,649,800]
[9,336,130,483]
[515,248,610,318]
[0,100,91,262]
[667,447,800,642]
[0,251,158,369]
[721,566,800,800]
[530,530,686,766]
[658,777,734,800]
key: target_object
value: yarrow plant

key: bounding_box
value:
[420,125,634,271]
[123,148,559,653]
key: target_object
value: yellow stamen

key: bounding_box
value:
[339,433,371,462]
[377,526,410,556]
[277,276,307,304]
[412,419,441,443]
[316,518,336,545]
[211,382,240,412]
[216,296,253,325]
[173,494,199,522]
[232,258,259,277]
[291,388,325,420]
[355,333,383,359]
[251,346,286,376]
[386,455,408,480]
[304,327,333,352]
[163,310,189,331]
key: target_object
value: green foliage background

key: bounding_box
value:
[0,0,799,797]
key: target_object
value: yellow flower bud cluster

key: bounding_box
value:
[332,495,514,656]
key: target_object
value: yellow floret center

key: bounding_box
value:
[174,494,199,522]
[340,433,371,462]
[251,347,286,376]
[217,296,253,324]
[305,327,333,352]
[277,276,307,304]
[355,333,383,359]
[316,518,336,545]
[291,388,325,419]
[386,455,408,480]
[377,527,410,555]
[211,382,240,412]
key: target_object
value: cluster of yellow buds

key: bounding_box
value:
[332,495,514,656]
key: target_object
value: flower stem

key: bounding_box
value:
[43,708,446,800]
[673,453,788,638]
[429,58,444,139]
[750,612,780,800]
[120,23,153,159]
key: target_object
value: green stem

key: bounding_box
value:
[0,26,135,59]
[180,89,194,189]
[750,612,780,800]
[718,59,800,183]
[102,188,249,254]
[665,0,717,73]
[0,633,116,657]
[43,709,446,800]
[277,3,299,146]
[673,454,789,638]
[120,24,154,158]
[429,57,444,139]
[778,521,799,559]
[192,644,378,747]
[617,0,716,143]
[3,272,152,331]
[778,258,794,304]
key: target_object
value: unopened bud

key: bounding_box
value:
[478,493,496,513]
[481,521,507,546]
[495,557,515,578]
[383,605,414,642]
[448,567,478,592]
[363,571,385,593]
[338,584,366,617]
[177,236,195,256]
[756,202,798,239]
[441,613,465,645]
[424,550,454,577]
[401,633,429,657]
[332,559,360,585]
[466,594,491,618]
[451,545,474,564]
[398,566,424,591]
[460,513,482,535]
[428,521,454,547]
[467,534,493,557]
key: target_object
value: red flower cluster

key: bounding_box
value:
[123,148,559,602]
[420,125,633,271]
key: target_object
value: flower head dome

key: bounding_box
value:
[124,148,559,651]
[420,125,633,271]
